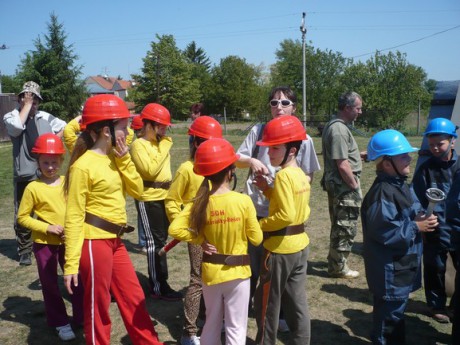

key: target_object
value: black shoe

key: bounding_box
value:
[19,253,32,266]
[152,286,183,301]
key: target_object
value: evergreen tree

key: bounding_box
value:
[16,13,87,120]
[131,34,200,119]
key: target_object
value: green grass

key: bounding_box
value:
[0,125,452,344]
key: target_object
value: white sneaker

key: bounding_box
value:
[56,324,76,341]
[180,335,201,345]
[278,318,290,333]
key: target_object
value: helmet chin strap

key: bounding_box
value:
[439,137,454,160]
[280,148,291,166]
[388,157,405,178]
[109,123,116,147]
[231,172,237,191]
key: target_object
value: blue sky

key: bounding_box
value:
[1,0,459,82]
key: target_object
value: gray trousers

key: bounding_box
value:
[255,246,310,345]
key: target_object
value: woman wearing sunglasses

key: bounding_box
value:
[236,86,320,332]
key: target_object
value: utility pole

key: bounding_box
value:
[300,12,307,128]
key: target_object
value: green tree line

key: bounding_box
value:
[2,14,435,129]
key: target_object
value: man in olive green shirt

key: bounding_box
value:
[321,91,363,278]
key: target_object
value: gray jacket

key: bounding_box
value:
[3,109,66,181]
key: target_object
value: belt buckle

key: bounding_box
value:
[117,225,126,237]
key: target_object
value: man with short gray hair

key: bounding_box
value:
[321,91,363,279]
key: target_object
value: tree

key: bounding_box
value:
[131,35,200,119]
[16,13,87,120]
[271,39,350,120]
[0,74,22,94]
[205,56,262,119]
[183,41,211,71]
[341,51,430,129]
[182,41,212,111]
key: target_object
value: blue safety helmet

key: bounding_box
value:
[424,118,458,138]
[367,129,419,161]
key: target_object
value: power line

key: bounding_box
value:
[351,24,460,58]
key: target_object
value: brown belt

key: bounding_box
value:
[143,180,172,190]
[84,212,134,237]
[263,224,304,239]
[202,253,250,266]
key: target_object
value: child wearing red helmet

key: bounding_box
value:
[63,95,164,345]
[165,116,223,345]
[17,133,83,341]
[169,138,263,345]
[129,103,182,300]
[252,115,311,345]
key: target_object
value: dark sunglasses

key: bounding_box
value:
[269,99,294,107]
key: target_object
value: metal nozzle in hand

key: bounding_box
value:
[425,187,446,217]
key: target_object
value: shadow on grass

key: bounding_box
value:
[321,283,371,304]
[0,238,18,261]
[134,270,187,343]
[0,296,85,344]
[307,260,330,278]
[311,319,369,344]
[343,307,451,345]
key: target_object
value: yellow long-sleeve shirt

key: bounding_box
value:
[64,150,143,275]
[260,166,310,254]
[63,118,135,153]
[17,177,65,245]
[130,136,172,201]
[165,160,204,222]
[63,118,81,153]
[169,191,263,286]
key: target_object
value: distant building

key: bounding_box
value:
[85,75,136,111]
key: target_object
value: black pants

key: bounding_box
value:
[14,180,33,256]
[136,200,170,295]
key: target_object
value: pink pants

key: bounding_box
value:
[33,243,83,327]
[79,238,163,345]
[201,278,250,345]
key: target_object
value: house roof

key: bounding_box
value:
[86,76,133,92]
[86,83,115,94]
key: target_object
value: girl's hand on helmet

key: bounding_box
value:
[113,137,129,157]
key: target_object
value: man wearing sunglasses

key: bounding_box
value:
[236,86,320,332]
[321,91,363,279]
[3,81,66,266]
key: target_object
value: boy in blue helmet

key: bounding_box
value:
[412,117,459,323]
[361,129,438,345]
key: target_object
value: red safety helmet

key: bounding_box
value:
[188,116,222,139]
[257,115,307,146]
[140,103,172,126]
[130,115,144,130]
[32,133,66,155]
[81,95,131,127]
[194,138,240,176]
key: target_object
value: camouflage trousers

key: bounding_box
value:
[325,180,362,275]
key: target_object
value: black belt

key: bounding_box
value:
[202,253,250,266]
[263,224,304,239]
[143,180,171,189]
[84,212,134,237]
